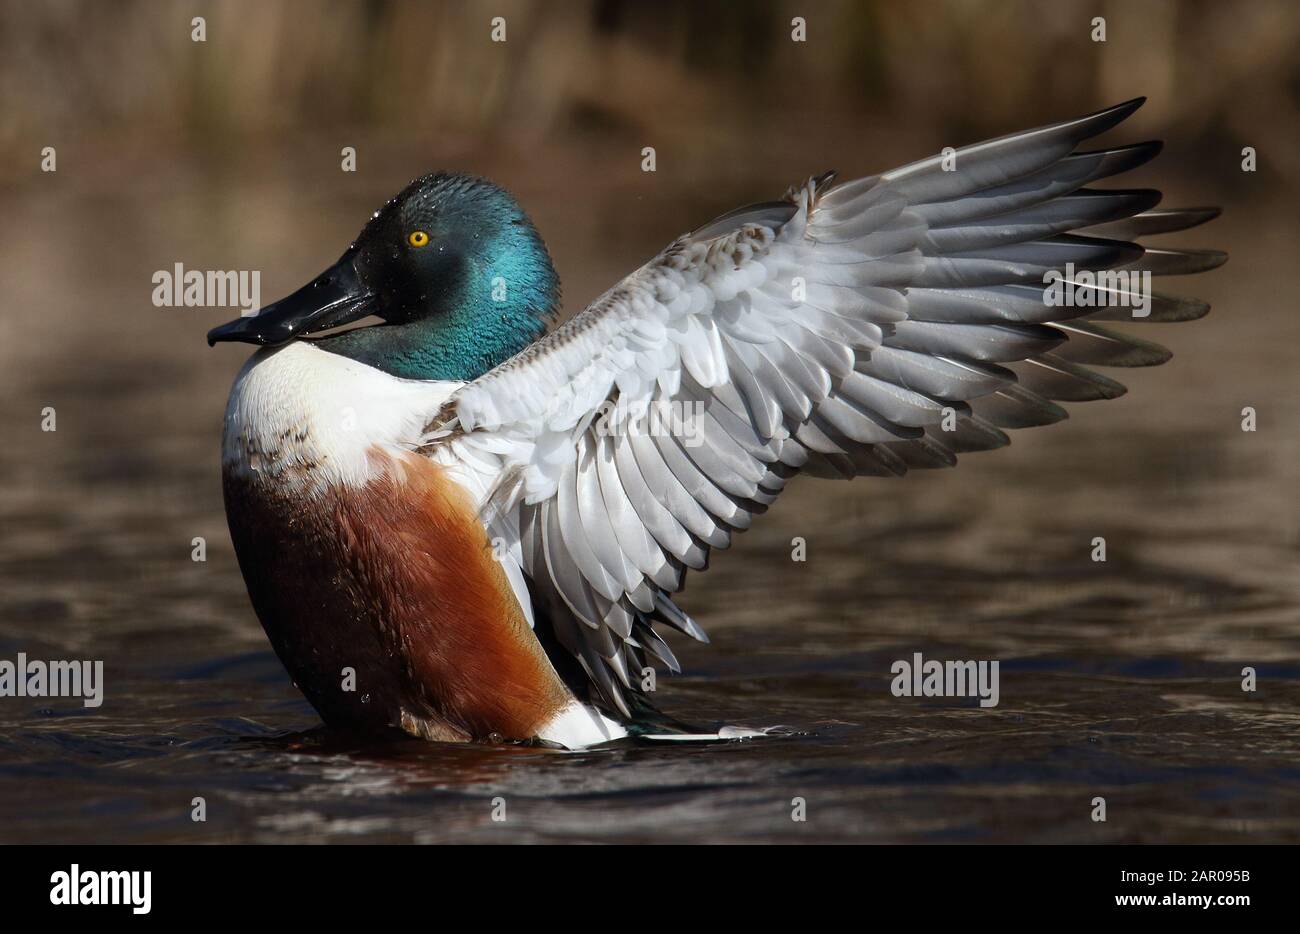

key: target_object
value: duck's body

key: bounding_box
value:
[211,100,1223,748]
[221,342,627,746]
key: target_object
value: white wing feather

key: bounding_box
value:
[428,99,1224,716]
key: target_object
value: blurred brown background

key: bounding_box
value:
[2,0,1296,370]
[1,0,1296,395]
[0,0,1298,843]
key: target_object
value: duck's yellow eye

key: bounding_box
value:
[408,230,430,248]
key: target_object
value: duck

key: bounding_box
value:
[208,98,1224,749]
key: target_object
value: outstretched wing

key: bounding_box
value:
[427,98,1224,716]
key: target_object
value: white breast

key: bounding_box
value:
[221,341,462,494]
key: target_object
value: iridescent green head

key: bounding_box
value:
[208,172,560,381]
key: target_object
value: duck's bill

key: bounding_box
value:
[206,250,375,347]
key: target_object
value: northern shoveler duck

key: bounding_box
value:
[208,99,1224,749]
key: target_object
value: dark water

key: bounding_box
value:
[1,150,1297,844]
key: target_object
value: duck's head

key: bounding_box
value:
[208,172,559,381]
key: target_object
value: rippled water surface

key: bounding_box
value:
[1,147,1297,844]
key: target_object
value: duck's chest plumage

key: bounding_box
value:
[220,343,571,741]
